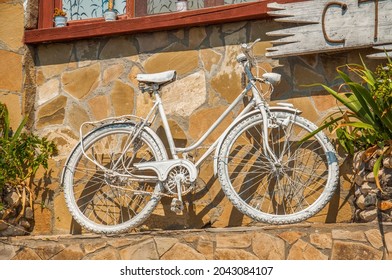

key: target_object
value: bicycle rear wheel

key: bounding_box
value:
[62,123,167,234]
[217,111,339,224]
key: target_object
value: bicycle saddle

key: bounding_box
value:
[137,70,177,85]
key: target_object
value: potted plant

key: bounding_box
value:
[104,0,117,21]
[307,58,392,222]
[0,103,57,236]
[53,8,67,27]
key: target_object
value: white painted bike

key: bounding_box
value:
[61,39,339,234]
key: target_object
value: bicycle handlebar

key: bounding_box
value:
[238,38,261,67]
[240,38,261,53]
[238,38,279,86]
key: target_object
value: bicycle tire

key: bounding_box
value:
[217,111,339,224]
[62,123,167,234]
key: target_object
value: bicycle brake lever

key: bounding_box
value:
[248,38,261,49]
[242,38,261,51]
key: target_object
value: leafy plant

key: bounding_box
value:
[0,103,57,218]
[305,57,392,190]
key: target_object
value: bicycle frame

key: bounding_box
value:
[71,52,299,184]
[140,60,280,171]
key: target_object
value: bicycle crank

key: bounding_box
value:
[168,169,190,215]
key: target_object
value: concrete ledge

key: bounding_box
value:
[1,223,391,260]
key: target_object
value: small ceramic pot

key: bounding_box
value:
[104,10,117,21]
[54,16,67,27]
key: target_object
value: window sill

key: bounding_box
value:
[24,1,297,44]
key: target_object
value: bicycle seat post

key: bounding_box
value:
[152,86,179,160]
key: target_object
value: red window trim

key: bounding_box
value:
[25,0,303,44]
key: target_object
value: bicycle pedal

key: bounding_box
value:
[170,198,184,215]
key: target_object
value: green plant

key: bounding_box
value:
[306,57,392,190]
[0,103,57,217]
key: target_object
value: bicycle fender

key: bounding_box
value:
[212,106,302,176]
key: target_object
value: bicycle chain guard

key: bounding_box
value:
[133,158,198,183]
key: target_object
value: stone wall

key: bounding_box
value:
[1,1,387,235]
[0,0,25,129]
[1,223,391,260]
[353,152,392,222]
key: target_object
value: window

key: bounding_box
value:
[26,0,302,44]
[147,0,204,15]
[61,0,258,20]
[62,0,127,20]
[145,0,258,15]
[60,0,260,20]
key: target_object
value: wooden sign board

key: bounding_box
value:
[266,0,392,59]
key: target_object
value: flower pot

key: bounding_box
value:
[54,16,67,27]
[176,1,188,12]
[104,10,117,21]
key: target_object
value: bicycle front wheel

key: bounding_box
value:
[62,123,167,234]
[217,111,339,224]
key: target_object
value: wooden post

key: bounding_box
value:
[135,0,148,17]
[126,0,135,18]
[205,0,225,8]
[38,0,56,29]
[54,0,62,9]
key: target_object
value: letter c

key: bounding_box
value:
[322,2,348,44]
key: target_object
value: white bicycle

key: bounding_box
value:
[61,39,339,234]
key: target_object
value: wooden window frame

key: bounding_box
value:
[25,0,303,44]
